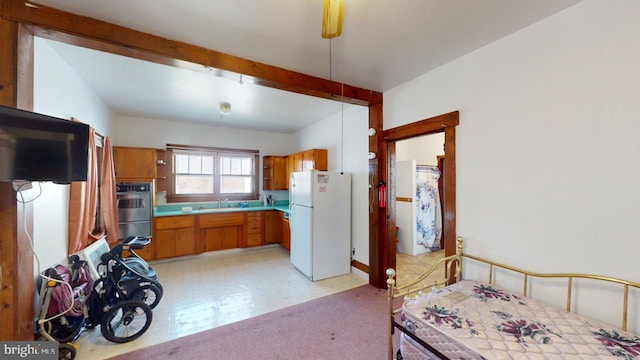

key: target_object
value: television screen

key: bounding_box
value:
[0,105,89,183]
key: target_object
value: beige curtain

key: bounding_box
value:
[68,127,99,254]
[101,136,119,246]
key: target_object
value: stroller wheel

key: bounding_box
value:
[131,283,163,309]
[100,299,152,343]
[58,343,76,360]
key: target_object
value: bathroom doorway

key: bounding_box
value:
[393,133,446,285]
[381,111,458,283]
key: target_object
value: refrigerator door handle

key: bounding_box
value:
[289,173,293,224]
[289,172,295,207]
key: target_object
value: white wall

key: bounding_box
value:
[114,115,294,204]
[384,0,640,331]
[114,116,292,154]
[33,38,116,273]
[294,105,370,265]
[396,133,444,165]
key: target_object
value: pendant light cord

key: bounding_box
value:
[340,34,345,175]
[328,20,345,174]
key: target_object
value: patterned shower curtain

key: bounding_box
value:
[415,165,442,250]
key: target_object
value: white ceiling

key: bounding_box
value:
[33,0,581,133]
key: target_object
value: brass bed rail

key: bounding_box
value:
[386,236,640,360]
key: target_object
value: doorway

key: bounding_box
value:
[394,133,446,284]
[381,111,458,282]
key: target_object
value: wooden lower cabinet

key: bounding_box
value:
[264,211,281,244]
[245,211,264,247]
[202,226,240,251]
[127,244,155,261]
[280,212,290,251]
[200,212,244,252]
[154,215,196,259]
[153,210,290,258]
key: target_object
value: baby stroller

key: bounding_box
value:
[36,258,94,359]
[85,252,152,343]
[108,236,163,309]
[37,249,155,357]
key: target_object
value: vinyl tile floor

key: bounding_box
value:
[72,245,444,359]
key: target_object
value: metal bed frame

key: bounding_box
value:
[386,237,640,360]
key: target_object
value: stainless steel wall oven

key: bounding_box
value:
[116,181,153,240]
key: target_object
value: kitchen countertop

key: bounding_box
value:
[154,202,289,217]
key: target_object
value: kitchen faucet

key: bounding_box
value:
[217,198,221,208]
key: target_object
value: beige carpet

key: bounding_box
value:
[109,285,397,360]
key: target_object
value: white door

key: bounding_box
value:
[290,203,312,278]
[395,160,416,255]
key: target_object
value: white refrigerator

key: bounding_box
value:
[289,171,351,281]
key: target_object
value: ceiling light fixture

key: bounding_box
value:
[219,102,231,115]
[322,0,344,39]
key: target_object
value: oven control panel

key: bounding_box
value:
[116,183,151,192]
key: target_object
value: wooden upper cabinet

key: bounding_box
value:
[264,149,328,190]
[293,152,303,172]
[155,149,167,192]
[263,155,287,190]
[288,149,328,174]
[286,155,294,188]
[300,149,328,171]
[113,146,157,180]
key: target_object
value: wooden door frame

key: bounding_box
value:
[376,111,459,285]
[0,17,36,340]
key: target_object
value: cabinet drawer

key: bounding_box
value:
[246,215,262,225]
[155,216,194,229]
[246,212,262,233]
[199,212,244,227]
[246,233,263,247]
[246,222,262,234]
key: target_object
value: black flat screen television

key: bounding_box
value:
[0,105,89,183]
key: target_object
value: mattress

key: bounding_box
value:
[399,280,640,360]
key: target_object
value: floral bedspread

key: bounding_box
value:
[400,280,640,360]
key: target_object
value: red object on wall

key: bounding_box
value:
[378,182,386,208]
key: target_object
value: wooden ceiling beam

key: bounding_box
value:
[0,0,382,106]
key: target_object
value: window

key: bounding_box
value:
[166,144,259,203]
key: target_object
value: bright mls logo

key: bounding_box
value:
[1,342,57,359]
